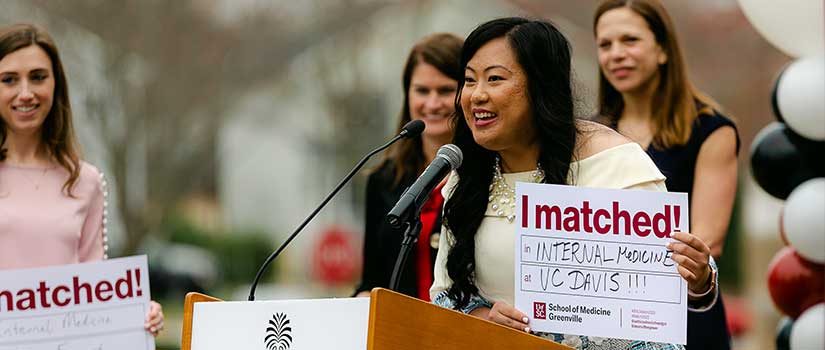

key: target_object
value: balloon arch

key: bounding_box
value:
[738,0,824,349]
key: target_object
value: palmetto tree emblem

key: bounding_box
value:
[265,313,293,350]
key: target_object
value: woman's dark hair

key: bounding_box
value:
[445,17,577,308]
[378,33,463,186]
[0,23,81,195]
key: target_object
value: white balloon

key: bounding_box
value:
[777,58,825,141]
[737,0,824,58]
[783,178,825,263]
[791,303,825,350]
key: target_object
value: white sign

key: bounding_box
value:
[191,297,370,350]
[0,256,154,350]
[514,183,689,345]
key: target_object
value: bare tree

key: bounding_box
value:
[31,0,393,253]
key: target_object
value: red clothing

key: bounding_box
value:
[415,182,444,301]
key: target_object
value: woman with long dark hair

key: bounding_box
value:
[429,17,718,350]
[593,1,738,348]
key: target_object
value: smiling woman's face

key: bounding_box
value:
[408,62,456,145]
[596,7,666,95]
[460,37,535,153]
[0,45,55,137]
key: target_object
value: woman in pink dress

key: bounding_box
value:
[0,23,164,336]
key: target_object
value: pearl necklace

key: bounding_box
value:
[488,156,545,222]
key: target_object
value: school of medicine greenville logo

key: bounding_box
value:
[264,312,293,350]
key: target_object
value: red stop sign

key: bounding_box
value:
[312,227,359,285]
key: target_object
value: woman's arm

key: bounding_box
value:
[80,170,166,335]
[355,172,388,295]
[429,224,452,301]
[78,171,106,262]
[691,126,738,258]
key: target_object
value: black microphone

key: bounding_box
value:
[247,119,424,301]
[386,144,462,228]
[399,119,425,138]
[387,144,462,291]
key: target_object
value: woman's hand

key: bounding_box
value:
[470,301,531,333]
[144,300,164,337]
[668,232,712,293]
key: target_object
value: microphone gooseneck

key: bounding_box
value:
[247,119,425,301]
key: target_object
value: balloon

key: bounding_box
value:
[737,0,824,57]
[776,317,793,350]
[775,57,825,141]
[785,129,825,175]
[783,178,825,263]
[750,122,824,199]
[779,210,790,246]
[767,247,824,319]
[771,65,787,123]
[790,303,825,350]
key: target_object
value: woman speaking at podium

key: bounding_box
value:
[0,23,164,336]
[429,17,719,350]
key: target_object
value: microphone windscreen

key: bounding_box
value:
[401,120,425,138]
[436,144,463,170]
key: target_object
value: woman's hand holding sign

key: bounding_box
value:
[145,301,165,336]
[668,232,713,296]
[471,301,532,333]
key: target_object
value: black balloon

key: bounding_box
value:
[750,122,825,199]
[785,129,825,173]
[776,317,793,350]
[771,64,787,123]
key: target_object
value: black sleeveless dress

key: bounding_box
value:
[607,110,740,350]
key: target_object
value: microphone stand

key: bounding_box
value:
[388,212,423,292]
[248,133,406,301]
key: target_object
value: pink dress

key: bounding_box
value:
[0,161,108,270]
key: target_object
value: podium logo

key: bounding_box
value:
[265,313,293,350]
[533,302,547,320]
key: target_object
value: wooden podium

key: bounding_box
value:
[182,288,571,350]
